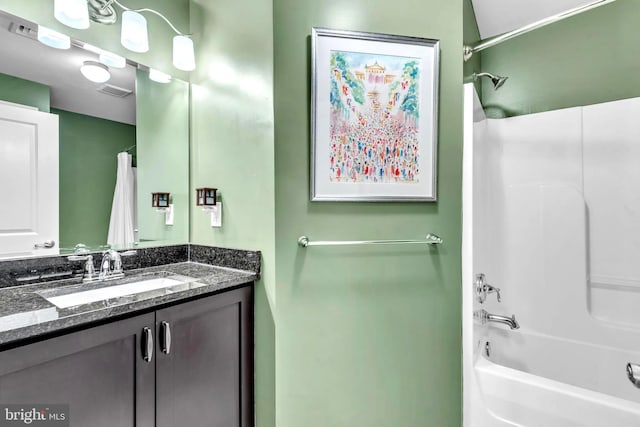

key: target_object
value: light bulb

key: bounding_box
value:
[81,61,111,83]
[149,69,172,84]
[54,0,90,29]
[37,26,71,49]
[100,51,126,68]
[121,11,149,53]
[173,35,195,71]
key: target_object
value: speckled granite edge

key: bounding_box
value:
[189,245,261,275]
[0,262,257,346]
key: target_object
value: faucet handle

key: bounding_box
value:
[475,273,502,304]
[83,255,96,281]
[491,286,502,303]
[109,251,123,274]
[68,254,97,282]
[111,250,136,274]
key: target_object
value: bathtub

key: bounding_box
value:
[462,83,640,426]
[472,329,640,426]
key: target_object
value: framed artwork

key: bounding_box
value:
[311,27,440,202]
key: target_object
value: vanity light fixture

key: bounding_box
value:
[82,43,126,69]
[196,188,217,207]
[173,35,195,71]
[54,0,90,29]
[152,192,171,209]
[54,0,196,71]
[196,188,221,227]
[99,50,126,68]
[152,192,174,226]
[80,60,111,83]
[37,25,71,49]
[121,10,149,53]
[149,68,172,84]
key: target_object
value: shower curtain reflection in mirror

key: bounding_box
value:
[107,152,137,247]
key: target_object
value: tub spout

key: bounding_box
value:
[474,309,520,330]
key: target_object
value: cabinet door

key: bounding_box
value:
[0,313,155,427]
[156,286,253,427]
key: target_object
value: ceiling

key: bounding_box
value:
[471,0,603,39]
[0,10,136,124]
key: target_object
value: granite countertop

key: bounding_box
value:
[0,261,257,347]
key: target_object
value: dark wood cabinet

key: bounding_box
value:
[0,313,155,427]
[156,286,253,427]
[0,285,253,427]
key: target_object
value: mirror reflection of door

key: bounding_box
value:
[0,9,190,254]
[0,102,59,258]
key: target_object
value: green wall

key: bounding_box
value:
[480,0,635,117]
[0,72,50,112]
[0,0,190,79]
[273,1,463,426]
[56,108,136,249]
[188,0,276,426]
[463,0,482,95]
[136,69,190,245]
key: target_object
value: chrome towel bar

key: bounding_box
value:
[297,233,443,248]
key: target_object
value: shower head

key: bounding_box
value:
[473,72,508,90]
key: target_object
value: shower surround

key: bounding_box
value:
[463,84,640,426]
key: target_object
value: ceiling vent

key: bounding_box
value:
[97,84,134,98]
[8,22,37,40]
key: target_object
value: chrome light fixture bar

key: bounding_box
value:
[53,0,196,71]
[463,0,618,61]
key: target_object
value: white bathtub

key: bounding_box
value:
[472,330,640,426]
[462,84,640,426]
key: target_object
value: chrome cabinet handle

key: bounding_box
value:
[160,321,171,355]
[34,240,55,249]
[142,327,153,363]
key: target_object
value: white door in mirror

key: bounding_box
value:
[0,103,59,258]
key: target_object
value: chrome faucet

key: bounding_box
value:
[474,309,520,330]
[69,249,137,283]
[99,250,137,281]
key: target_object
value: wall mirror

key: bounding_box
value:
[0,9,189,259]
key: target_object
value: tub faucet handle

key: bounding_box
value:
[627,363,640,388]
[475,273,501,304]
[493,286,502,303]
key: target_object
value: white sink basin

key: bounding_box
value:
[43,277,189,309]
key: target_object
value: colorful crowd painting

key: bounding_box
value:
[329,50,421,184]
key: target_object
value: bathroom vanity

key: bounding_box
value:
[0,245,258,427]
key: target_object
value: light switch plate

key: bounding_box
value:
[165,204,174,226]
[210,203,222,227]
